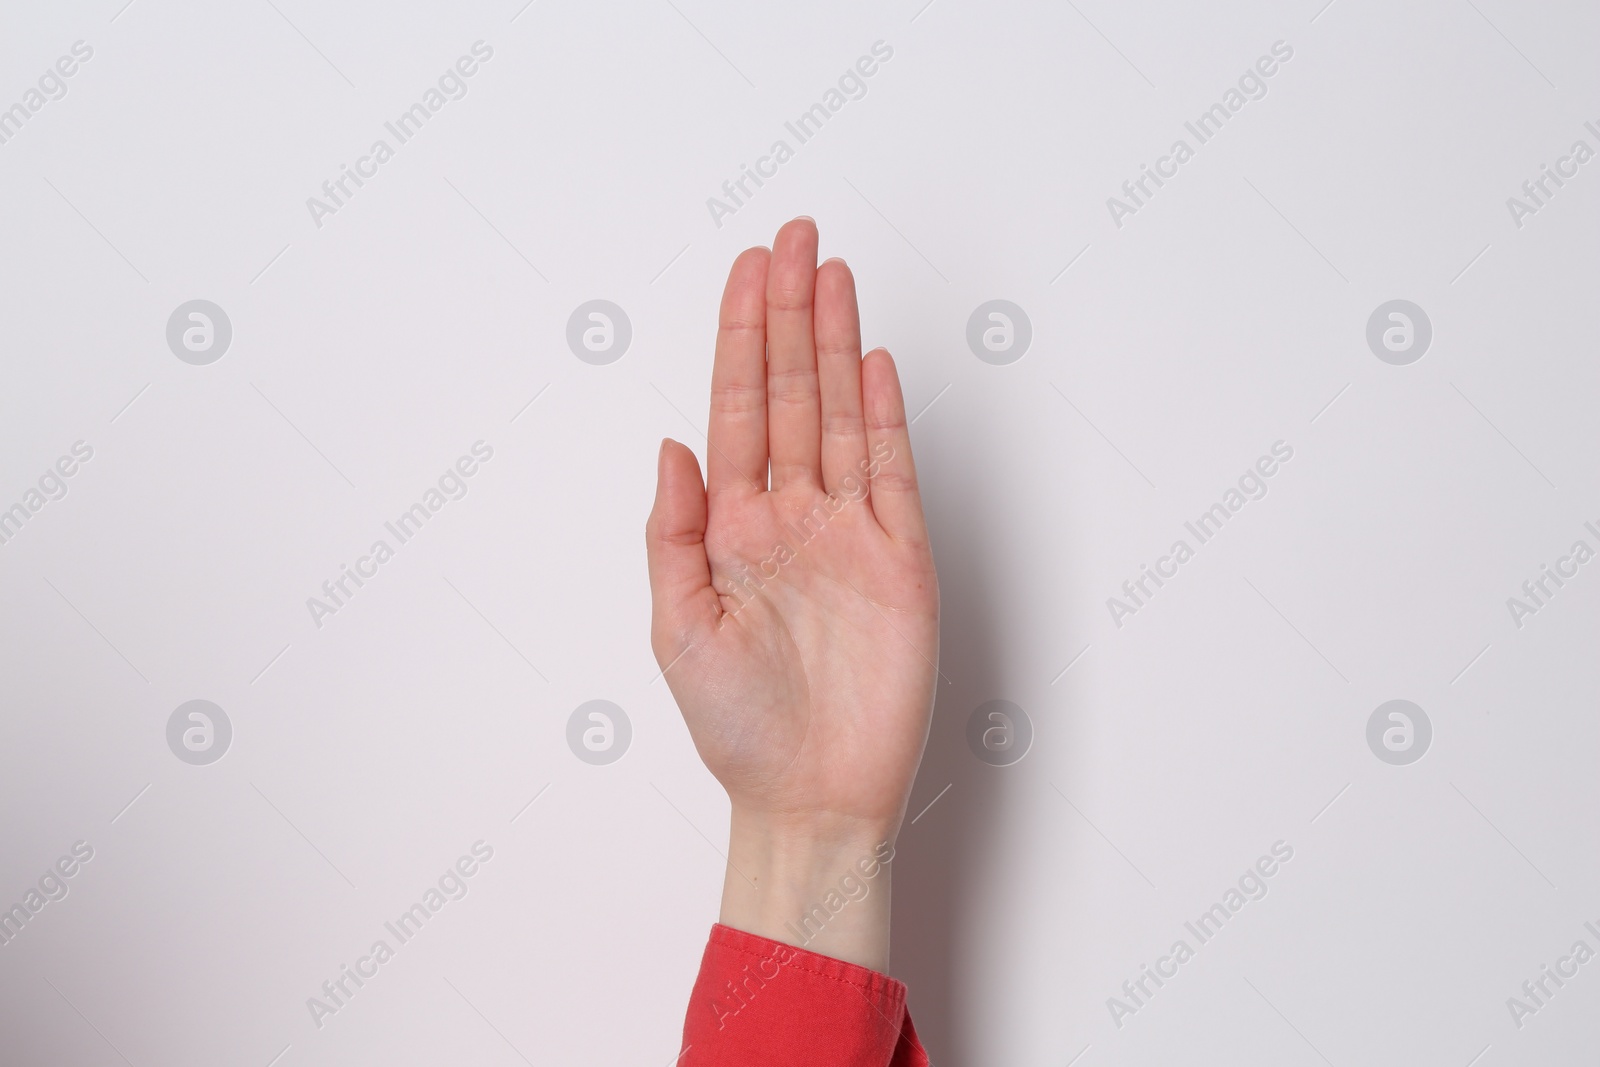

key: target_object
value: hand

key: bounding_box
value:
[646,218,939,970]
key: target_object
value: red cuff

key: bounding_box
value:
[680,924,927,1067]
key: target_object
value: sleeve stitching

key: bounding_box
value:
[712,940,907,1014]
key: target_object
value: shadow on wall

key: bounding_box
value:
[892,409,1085,1065]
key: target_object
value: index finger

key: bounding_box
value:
[706,246,771,497]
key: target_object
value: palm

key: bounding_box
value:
[646,219,938,832]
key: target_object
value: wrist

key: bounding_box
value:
[719,807,899,972]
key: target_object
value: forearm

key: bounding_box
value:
[719,808,899,973]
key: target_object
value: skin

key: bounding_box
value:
[645,217,939,972]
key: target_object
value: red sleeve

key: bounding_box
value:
[679,923,927,1067]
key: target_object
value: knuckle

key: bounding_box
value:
[766,368,819,405]
[821,411,864,438]
[710,380,766,415]
[718,313,763,334]
[871,467,917,492]
[768,275,812,311]
[815,338,859,362]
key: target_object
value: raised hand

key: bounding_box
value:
[645,217,939,969]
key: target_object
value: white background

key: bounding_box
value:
[0,1,1596,1064]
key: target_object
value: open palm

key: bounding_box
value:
[646,218,939,837]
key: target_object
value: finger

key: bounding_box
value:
[707,246,771,497]
[765,217,822,492]
[814,257,869,496]
[861,348,928,544]
[646,439,718,655]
